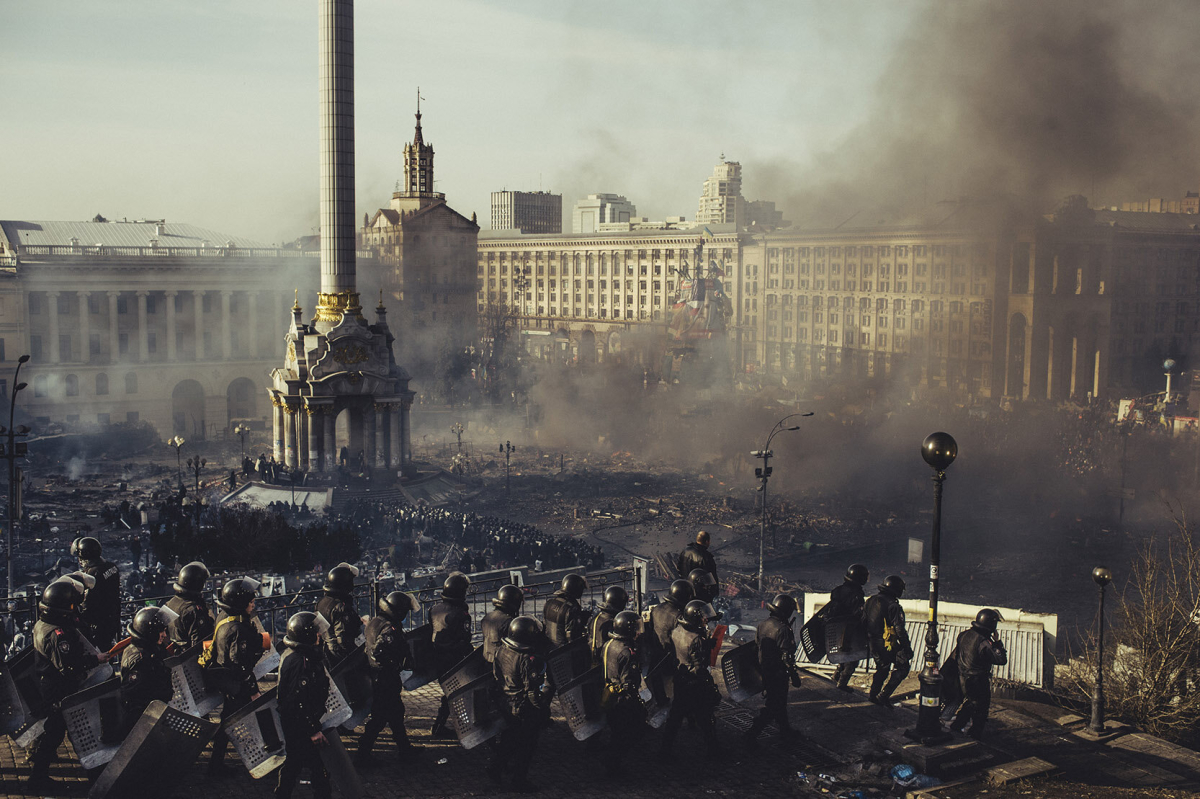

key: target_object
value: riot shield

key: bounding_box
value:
[438,646,490,696]
[223,689,287,779]
[446,673,506,750]
[402,623,436,691]
[555,666,606,741]
[330,646,372,730]
[61,677,126,770]
[317,727,365,799]
[166,645,222,718]
[546,638,591,692]
[719,641,763,704]
[254,644,281,680]
[88,700,219,799]
[319,664,354,730]
[825,618,869,665]
[798,615,827,663]
[0,656,30,736]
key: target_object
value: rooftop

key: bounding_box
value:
[0,219,272,250]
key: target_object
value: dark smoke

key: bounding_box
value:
[752,0,1200,225]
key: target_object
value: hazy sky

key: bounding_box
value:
[1,0,915,245]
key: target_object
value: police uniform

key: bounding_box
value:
[647,600,684,702]
[315,592,362,666]
[601,636,646,771]
[745,615,798,739]
[660,623,718,754]
[429,597,472,736]
[864,590,912,704]
[950,627,1007,739]
[677,543,718,586]
[79,557,122,649]
[204,613,263,771]
[542,589,585,648]
[275,648,332,799]
[493,642,551,787]
[165,593,215,650]
[30,620,100,781]
[482,608,516,664]
[119,639,173,721]
[358,615,414,758]
[828,578,866,689]
[588,608,617,664]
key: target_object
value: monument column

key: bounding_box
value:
[400,396,413,475]
[165,291,178,361]
[389,405,402,469]
[249,292,260,357]
[306,407,321,469]
[77,292,90,363]
[136,291,149,362]
[323,408,337,472]
[107,292,120,363]
[374,403,387,469]
[283,405,298,468]
[47,292,61,363]
[272,398,284,461]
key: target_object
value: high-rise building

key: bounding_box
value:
[571,194,636,234]
[696,157,744,228]
[491,191,562,234]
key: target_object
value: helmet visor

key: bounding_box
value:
[239,576,263,594]
[314,612,333,637]
[338,562,361,578]
[53,575,87,594]
[157,605,180,625]
[69,571,97,590]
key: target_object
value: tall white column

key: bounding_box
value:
[283,405,297,468]
[374,403,386,469]
[47,292,61,363]
[364,405,377,470]
[272,399,284,461]
[165,291,178,361]
[107,291,120,363]
[193,291,205,360]
[389,405,401,469]
[221,291,232,359]
[400,397,412,475]
[136,291,149,362]
[77,292,90,363]
[307,408,321,469]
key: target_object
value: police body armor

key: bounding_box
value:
[481,609,515,664]
[542,591,583,648]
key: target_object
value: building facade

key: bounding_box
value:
[696,158,744,228]
[571,194,636,235]
[0,219,316,436]
[490,191,562,234]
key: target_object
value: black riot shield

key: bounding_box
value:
[7,647,48,746]
[0,656,30,736]
[546,638,591,692]
[317,727,364,799]
[719,641,763,704]
[798,614,828,663]
[438,646,490,696]
[402,623,436,691]
[166,645,223,718]
[446,673,507,750]
[555,666,606,741]
[62,677,126,770]
[88,700,219,799]
[825,617,869,665]
[223,689,287,779]
[330,646,372,730]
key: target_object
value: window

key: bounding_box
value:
[203,294,213,313]
[96,373,108,395]
[65,374,78,396]
[125,372,138,393]
[57,294,70,315]
[146,296,156,315]
[0,339,4,362]
[117,296,128,314]
[98,413,110,426]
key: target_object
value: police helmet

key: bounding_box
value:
[666,579,695,608]
[284,611,328,650]
[560,573,588,600]
[75,536,102,562]
[610,610,642,642]
[379,591,417,623]
[217,577,260,615]
[846,564,869,586]
[767,594,798,620]
[493,584,524,614]
[324,562,359,594]
[442,571,471,600]
[502,615,544,653]
[600,585,629,614]
[130,606,177,643]
[174,561,210,596]
[879,575,906,598]
[688,568,717,589]
[680,600,709,632]
[973,608,1003,633]
[38,578,83,624]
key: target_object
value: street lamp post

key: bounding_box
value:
[167,436,185,488]
[234,423,250,463]
[1090,566,1113,734]
[4,354,30,600]
[186,456,206,496]
[911,431,958,744]
[500,441,514,494]
[451,423,464,451]
[752,412,813,592]
[1163,358,1177,403]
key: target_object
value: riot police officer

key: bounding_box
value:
[483,584,524,664]
[165,561,215,650]
[830,564,869,692]
[864,575,911,707]
[677,530,718,585]
[950,609,1008,740]
[203,577,264,777]
[430,572,473,738]
[74,536,122,649]
[601,610,646,774]
[688,568,719,604]
[314,562,363,665]
[120,606,177,721]
[28,576,111,788]
[358,590,419,764]
[647,580,694,704]
[543,573,588,647]
[660,600,719,757]
[588,585,628,664]
[745,594,801,743]
[488,615,551,792]
[275,612,332,799]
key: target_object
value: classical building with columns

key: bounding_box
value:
[0,218,316,436]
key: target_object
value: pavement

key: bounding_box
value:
[1,668,1198,799]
